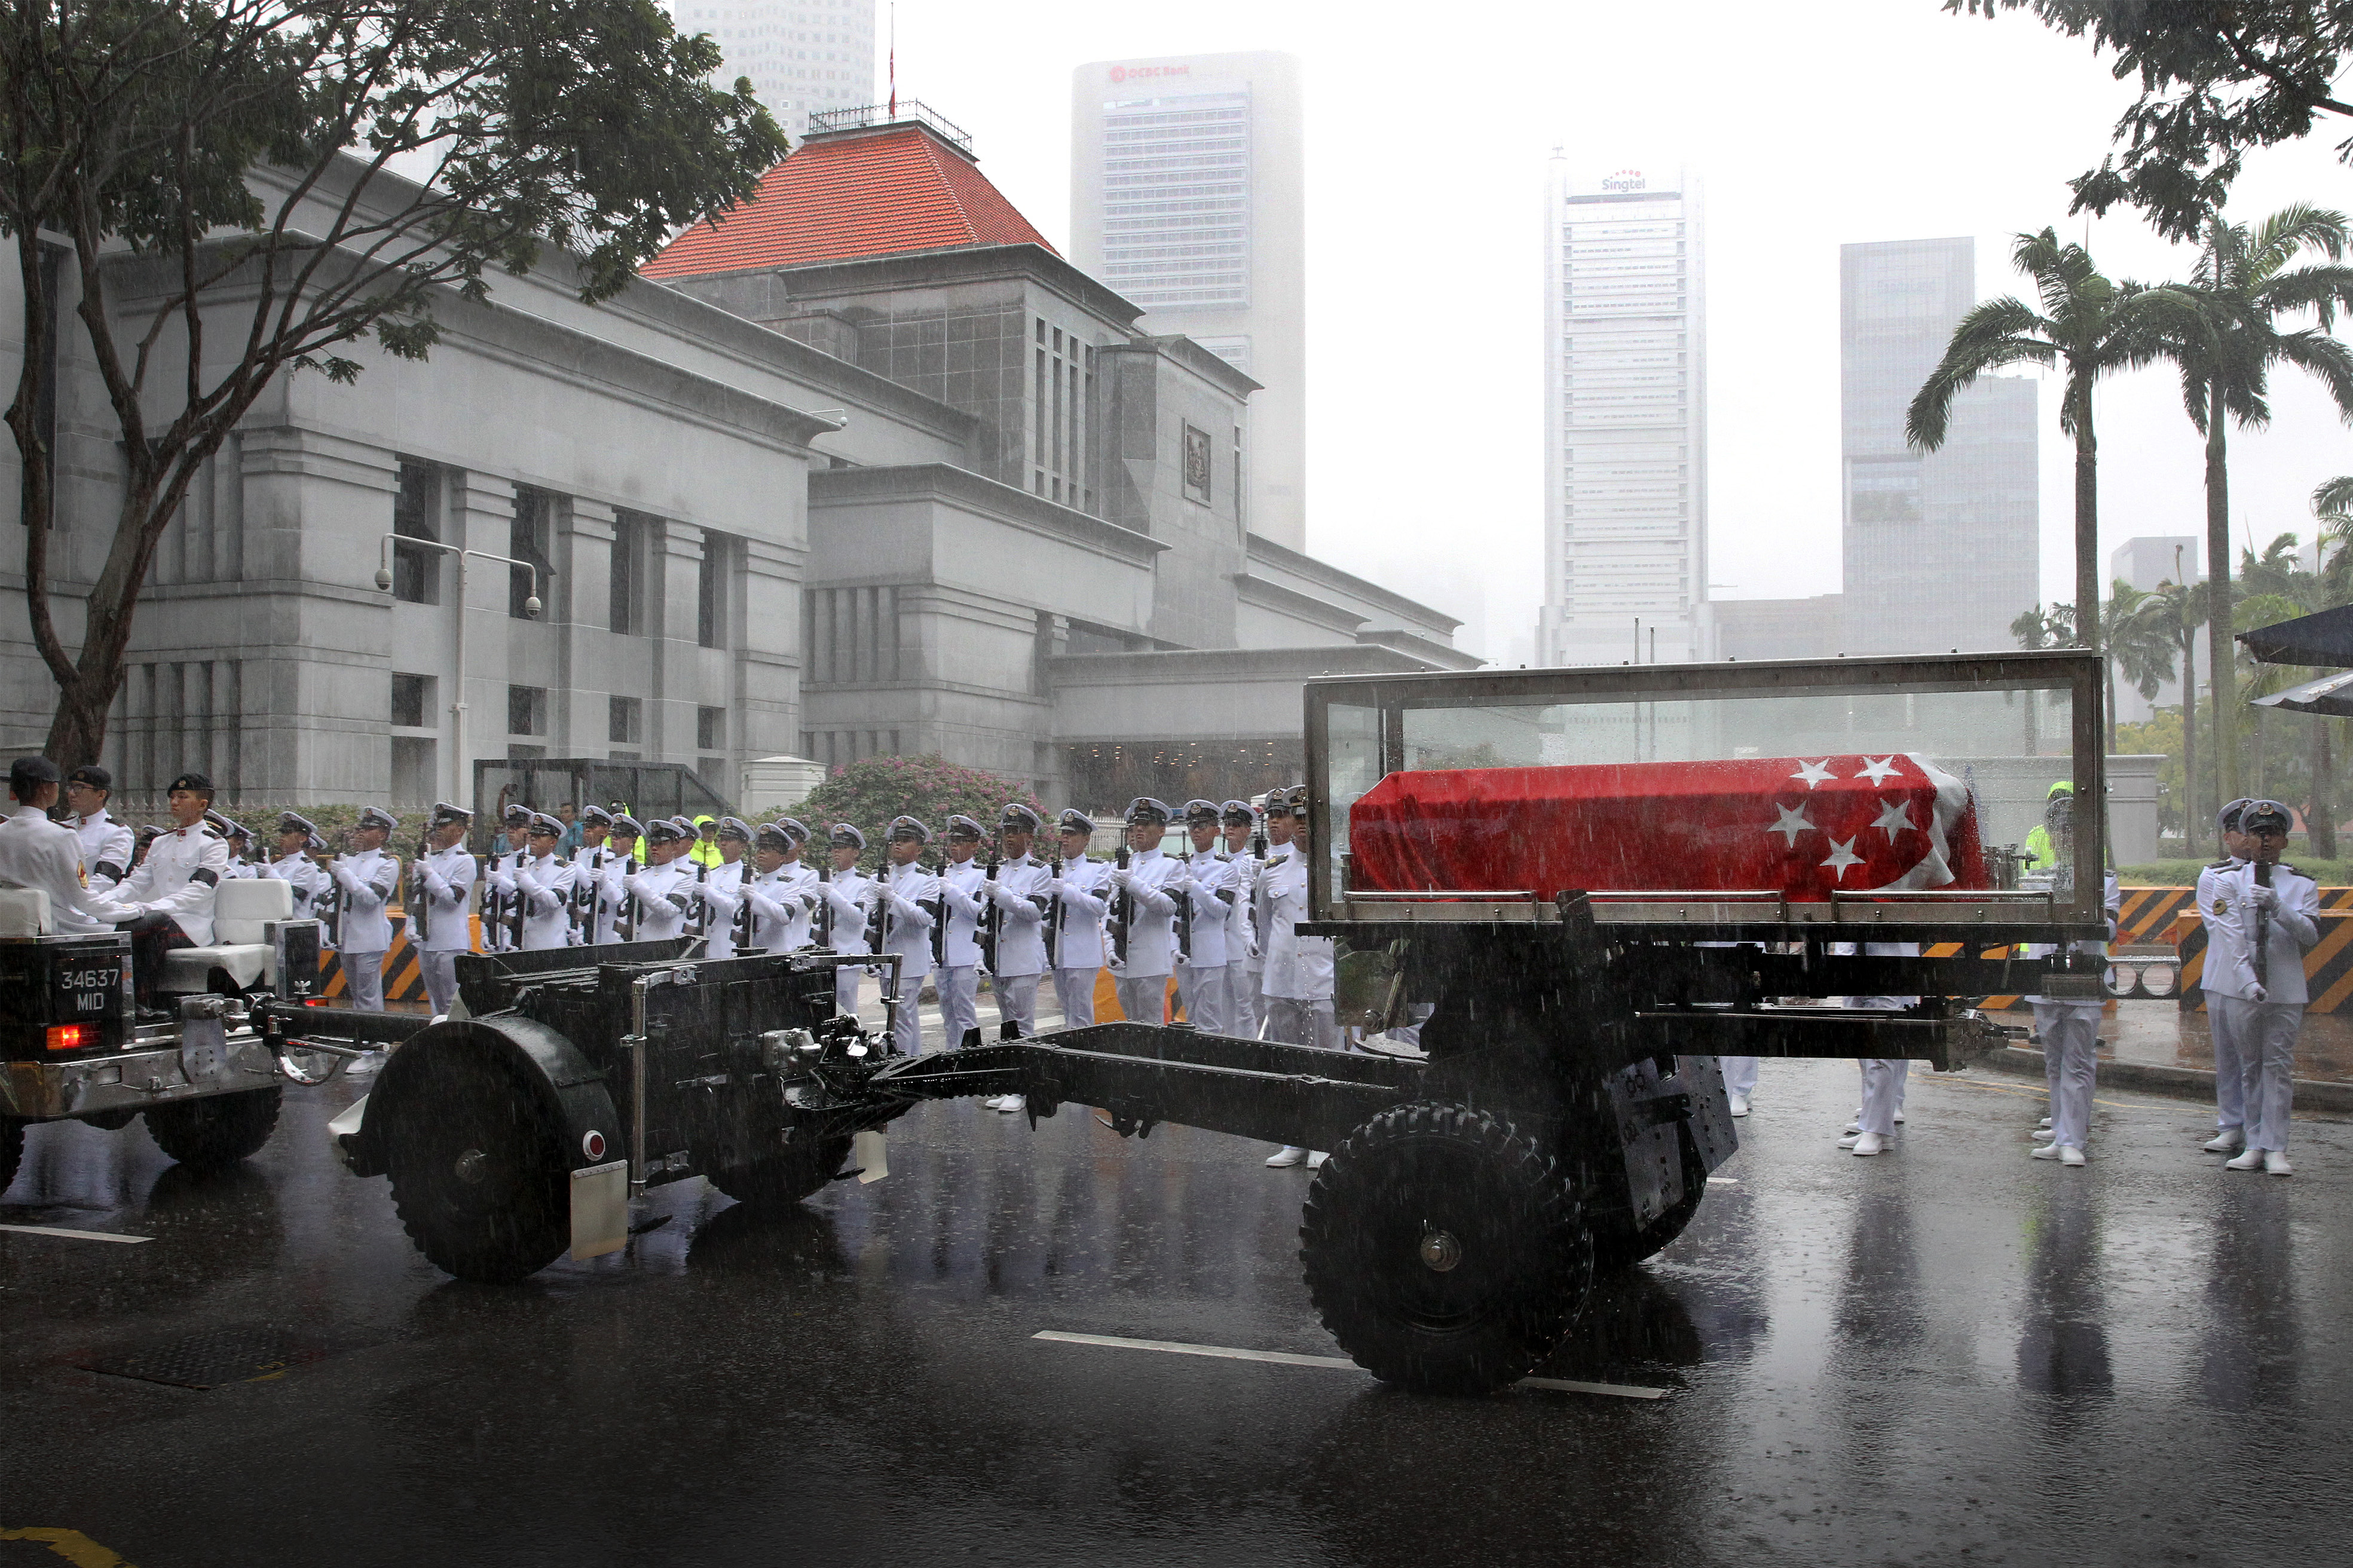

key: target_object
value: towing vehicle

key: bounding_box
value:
[289,651,2108,1395]
[2,877,327,1192]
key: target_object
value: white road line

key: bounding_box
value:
[1706,1176,1740,1186]
[0,1223,151,1245]
[1031,1331,1667,1399]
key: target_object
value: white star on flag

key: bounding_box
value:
[1767,803,1814,847]
[1821,835,1864,881]
[1855,755,1903,786]
[1791,760,1837,789]
[1871,797,1913,842]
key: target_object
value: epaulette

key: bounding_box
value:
[2278,862,2302,876]
[2206,859,2238,870]
[200,826,224,840]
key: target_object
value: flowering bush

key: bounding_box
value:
[797,755,1045,870]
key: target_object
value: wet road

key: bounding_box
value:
[2,1058,2348,1567]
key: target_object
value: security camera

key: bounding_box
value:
[524,595,543,619]
[374,566,393,591]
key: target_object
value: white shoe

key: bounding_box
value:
[2202,1131,2244,1154]
[1265,1146,1307,1168]
[2060,1145,2086,1168]
[1850,1131,1889,1157]
[2225,1148,2266,1172]
[2030,1141,2063,1160]
[1893,1110,1906,1125]
[2031,1125,2058,1142]
[1306,1151,1327,1169]
[2265,1150,2293,1177]
[1837,1131,1862,1149]
[1844,1120,1863,1135]
[343,1050,384,1077]
[987,1095,1025,1113]
[2037,1116,2054,1129]
[1727,1092,1751,1117]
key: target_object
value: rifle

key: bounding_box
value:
[866,863,889,954]
[616,855,639,942]
[930,868,947,970]
[733,865,757,954]
[2256,859,2273,980]
[507,855,529,950]
[815,859,833,947]
[1044,851,1063,970]
[690,859,709,938]
[411,831,432,945]
[1110,845,1131,966]
[978,832,1002,973]
[571,847,601,939]
[1175,847,1193,965]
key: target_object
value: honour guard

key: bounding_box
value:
[1171,799,1235,1036]
[205,811,259,877]
[2023,793,2122,1168]
[260,811,326,909]
[986,803,1052,1042]
[745,819,822,954]
[876,816,941,1055]
[818,823,877,1017]
[1257,786,1339,1168]
[572,805,622,943]
[620,817,698,942]
[935,814,990,1049]
[606,815,647,940]
[482,804,532,953]
[111,771,231,1016]
[0,758,141,936]
[1106,797,1181,1026]
[511,811,582,951]
[1044,809,1110,1041]
[408,801,478,1015]
[318,806,400,1019]
[1220,800,1263,1039]
[698,817,754,958]
[65,765,134,890]
[2197,800,2256,1152]
[2202,799,2318,1176]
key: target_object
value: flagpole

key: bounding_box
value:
[888,2,896,117]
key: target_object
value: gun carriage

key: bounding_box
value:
[1,877,327,1191]
[292,652,2107,1395]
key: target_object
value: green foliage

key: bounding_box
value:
[2121,858,2353,887]
[796,756,1045,871]
[1950,2,2353,239]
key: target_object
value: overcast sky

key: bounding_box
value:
[859,0,2353,661]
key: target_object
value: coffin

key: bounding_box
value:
[1346,753,1990,901]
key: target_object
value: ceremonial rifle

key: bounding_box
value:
[815,859,833,948]
[733,865,757,954]
[1174,848,1193,966]
[616,853,639,942]
[2256,860,2273,980]
[689,859,710,939]
[978,831,1002,974]
[1110,845,1131,966]
[507,855,529,950]
[866,863,889,954]
[1044,850,1063,970]
[410,828,432,945]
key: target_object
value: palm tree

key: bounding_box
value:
[2149,574,2210,853]
[2161,206,2353,804]
[2011,602,2073,650]
[2103,578,2179,754]
[1910,230,2174,656]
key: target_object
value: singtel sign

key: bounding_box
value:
[1601,170,1647,193]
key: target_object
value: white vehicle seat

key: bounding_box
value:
[0,887,54,938]
[160,877,293,992]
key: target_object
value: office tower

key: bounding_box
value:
[1840,238,2038,655]
[1070,52,1307,550]
[675,0,875,137]
[1537,159,1708,667]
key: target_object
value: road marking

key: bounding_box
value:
[0,1526,140,1566]
[1706,1176,1740,1186]
[1030,1331,1667,1399]
[0,1224,152,1245]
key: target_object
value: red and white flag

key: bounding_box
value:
[1347,753,1988,901]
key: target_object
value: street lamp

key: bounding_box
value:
[377,534,544,808]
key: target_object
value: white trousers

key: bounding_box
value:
[2211,994,2303,1151]
[2031,1002,2102,1149]
[1264,996,1341,1052]
[1229,963,1264,1039]
[1857,1058,1909,1137]
[890,973,926,1056]
[940,964,980,1049]
[1721,1055,1760,1097]
[1175,963,1225,1035]
[1115,973,1170,1027]
[993,972,1040,1039]
[2208,993,2253,1133]
[834,964,862,1018]
[343,951,386,1012]
[1053,967,1096,1029]
[421,950,461,1018]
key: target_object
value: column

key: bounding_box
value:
[650,519,705,764]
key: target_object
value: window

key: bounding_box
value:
[697,706,725,751]
[697,532,725,649]
[610,512,648,636]
[392,461,441,604]
[508,684,546,737]
[390,672,430,730]
[609,694,642,745]
[511,487,559,620]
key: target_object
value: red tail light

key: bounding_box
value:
[304,997,328,1006]
[46,1023,92,1051]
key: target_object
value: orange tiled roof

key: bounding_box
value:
[641,124,1056,278]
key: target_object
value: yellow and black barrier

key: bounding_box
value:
[2175,910,2353,1013]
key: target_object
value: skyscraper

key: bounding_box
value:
[1069,52,1306,550]
[675,0,875,137]
[1537,160,1708,667]
[1840,238,2037,654]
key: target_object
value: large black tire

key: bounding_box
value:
[1591,1128,1710,1273]
[144,1088,283,1169]
[707,1134,855,1206]
[383,1048,570,1284]
[1300,1101,1595,1395]
[1,1117,23,1196]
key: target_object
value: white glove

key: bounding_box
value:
[2250,982,2269,1003]
[2251,883,2279,912]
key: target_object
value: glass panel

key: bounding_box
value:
[1324,702,1383,908]
[1339,675,2085,906]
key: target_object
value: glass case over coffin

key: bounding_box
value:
[1308,652,2105,940]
